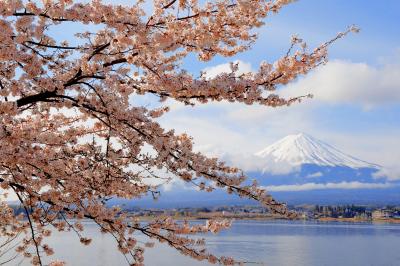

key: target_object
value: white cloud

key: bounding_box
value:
[306,172,323,178]
[1,190,18,202]
[373,166,400,181]
[220,153,299,174]
[197,56,400,109]
[281,60,400,108]
[160,110,305,173]
[322,132,400,181]
[161,178,195,192]
[263,181,395,192]
[160,100,318,156]
[202,60,253,79]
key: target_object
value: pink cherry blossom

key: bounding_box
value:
[0,0,355,265]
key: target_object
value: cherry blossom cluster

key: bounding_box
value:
[0,0,356,265]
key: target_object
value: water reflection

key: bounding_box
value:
[12,220,400,266]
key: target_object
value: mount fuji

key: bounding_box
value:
[247,133,399,205]
[115,133,400,208]
[255,133,378,169]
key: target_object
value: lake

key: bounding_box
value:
[12,220,400,266]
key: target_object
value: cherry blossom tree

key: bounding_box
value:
[0,0,356,265]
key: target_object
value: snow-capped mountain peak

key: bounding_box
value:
[255,133,378,169]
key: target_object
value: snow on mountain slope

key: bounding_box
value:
[255,133,379,169]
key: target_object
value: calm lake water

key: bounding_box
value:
[14,220,400,266]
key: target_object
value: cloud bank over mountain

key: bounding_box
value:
[264,181,394,192]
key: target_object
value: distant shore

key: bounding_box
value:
[131,212,282,221]
[130,212,400,224]
[318,217,400,224]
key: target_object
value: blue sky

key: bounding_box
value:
[178,0,400,68]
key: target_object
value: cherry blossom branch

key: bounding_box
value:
[12,189,43,266]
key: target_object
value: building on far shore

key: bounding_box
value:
[372,209,393,219]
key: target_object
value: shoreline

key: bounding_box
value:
[318,217,400,224]
[129,212,400,224]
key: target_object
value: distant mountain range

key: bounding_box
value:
[114,133,400,208]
